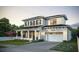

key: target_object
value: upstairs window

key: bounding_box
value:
[36,20,41,25]
[39,20,41,25]
[30,21,32,26]
[33,20,35,25]
[50,18,57,25]
[25,22,27,26]
[36,20,38,25]
[28,21,29,26]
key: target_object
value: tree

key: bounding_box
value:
[0,17,18,36]
[11,24,19,31]
[0,18,9,24]
[71,28,79,42]
[19,25,24,29]
[0,18,11,32]
[71,29,77,39]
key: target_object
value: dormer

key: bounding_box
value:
[46,15,68,25]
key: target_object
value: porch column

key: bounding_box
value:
[21,30,23,39]
[38,31,41,39]
[28,31,29,38]
[35,30,37,40]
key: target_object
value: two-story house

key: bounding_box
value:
[16,15,71,42]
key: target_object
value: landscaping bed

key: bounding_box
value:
[0,39,30,45]
[32,39,44,43]
[50,39,78,52]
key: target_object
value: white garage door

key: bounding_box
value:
[46,32,63,42]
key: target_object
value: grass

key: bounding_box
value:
[50,39,78,52]
[0,39,30,45]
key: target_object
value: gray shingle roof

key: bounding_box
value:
[23,16,45,21]
[22,14,68,21]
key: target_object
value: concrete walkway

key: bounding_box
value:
[0,42,60,52]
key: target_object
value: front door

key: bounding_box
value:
[29,31,35,40]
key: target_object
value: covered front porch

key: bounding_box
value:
[16,30,41,41]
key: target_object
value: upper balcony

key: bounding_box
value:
[22,16,45,27]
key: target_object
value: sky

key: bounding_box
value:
[0,6,79,26]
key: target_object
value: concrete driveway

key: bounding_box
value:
[0,42,59,52]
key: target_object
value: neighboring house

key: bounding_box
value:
[16,15,71,42]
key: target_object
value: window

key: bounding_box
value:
[32,21,33,25]
[53,19,57,25]
[26,21,28,26]
[28,21,29,26]
[36,20,38,25]
[30,21,32,26]
[36,19,41,25]
[25,22,27,26]
[39,20,41,25]
[33,20,35,25]
[50,18,57,25]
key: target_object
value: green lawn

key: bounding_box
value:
[50,39,78,52]
[0,39,30,45]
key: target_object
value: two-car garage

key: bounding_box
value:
[46,32,63,42]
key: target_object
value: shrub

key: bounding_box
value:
[0,32,6,37]
[63,40,67,42]
[32,39,44,42]
[38,39,44,42]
